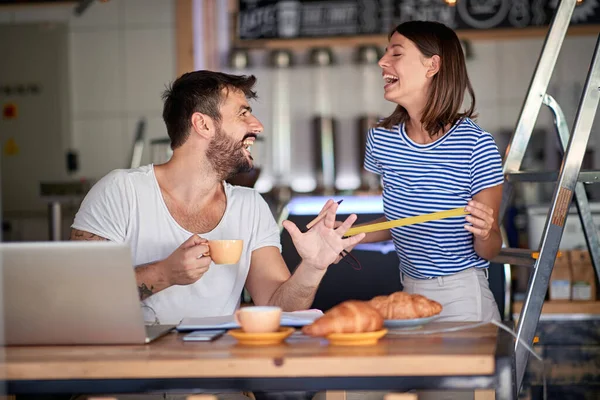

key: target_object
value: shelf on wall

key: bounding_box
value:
[0,1,76,10]
[513,300,600,315]
[232,25,600,50]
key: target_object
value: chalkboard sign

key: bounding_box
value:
[237,0,600,40]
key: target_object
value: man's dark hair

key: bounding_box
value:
[162,71,257,149]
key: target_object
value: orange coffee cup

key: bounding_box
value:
[234,306,282,333]
[205,240,243,265]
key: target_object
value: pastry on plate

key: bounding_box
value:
[302,300,384,337]
[369,292,442,320]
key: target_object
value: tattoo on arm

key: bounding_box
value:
[138,283,154,300]
[70,229,108,241]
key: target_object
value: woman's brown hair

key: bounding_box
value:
[378,21,476,137]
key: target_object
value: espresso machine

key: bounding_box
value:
[268,49,295,206]
[356,45,384,192]
[310,47,338,196]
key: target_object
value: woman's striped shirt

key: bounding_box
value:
[364,118,504,279]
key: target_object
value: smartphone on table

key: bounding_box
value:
[182,329,226,342]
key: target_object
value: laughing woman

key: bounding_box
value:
[362,20,504,323]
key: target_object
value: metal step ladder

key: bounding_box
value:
[492,0,600,392]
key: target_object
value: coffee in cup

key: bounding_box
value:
[234,306,282,333]
[205,240,243,264]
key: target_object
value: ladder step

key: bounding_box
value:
[492,248,563,267]
[506,170,600,184]
[493,248,537,267]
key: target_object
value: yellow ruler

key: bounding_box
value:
[344,207,469,237]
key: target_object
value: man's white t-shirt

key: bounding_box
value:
[72,164,282,324]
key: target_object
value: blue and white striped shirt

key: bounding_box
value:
[364,118,504,279]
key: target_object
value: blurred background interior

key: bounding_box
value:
[0,1,599,396]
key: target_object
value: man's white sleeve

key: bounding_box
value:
[71,170,134,242]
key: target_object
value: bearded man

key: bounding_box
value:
[70,70,364,325]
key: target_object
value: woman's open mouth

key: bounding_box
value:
[383,74,399,89]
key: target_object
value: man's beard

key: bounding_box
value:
[206,126,253,181]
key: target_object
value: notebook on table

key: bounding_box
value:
[177,309,323,331]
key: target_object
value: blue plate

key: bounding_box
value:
[383,315,439,329]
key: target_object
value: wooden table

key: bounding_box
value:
[1,323,515,399]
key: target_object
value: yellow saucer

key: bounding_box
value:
[326,329,388,346]
[228,327,295,346]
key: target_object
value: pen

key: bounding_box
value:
[304,200,344,231]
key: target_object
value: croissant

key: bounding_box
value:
[369,292,442,320]
[302,300,384,337]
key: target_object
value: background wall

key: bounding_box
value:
[0,23,70,212]
[1,0,177,180]
[0,0,177,240]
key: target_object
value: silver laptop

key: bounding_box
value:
[1,241,174,345]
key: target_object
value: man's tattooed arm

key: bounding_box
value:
[136,263,170,301]
[138,283,154,300]
[70,229,109,241]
